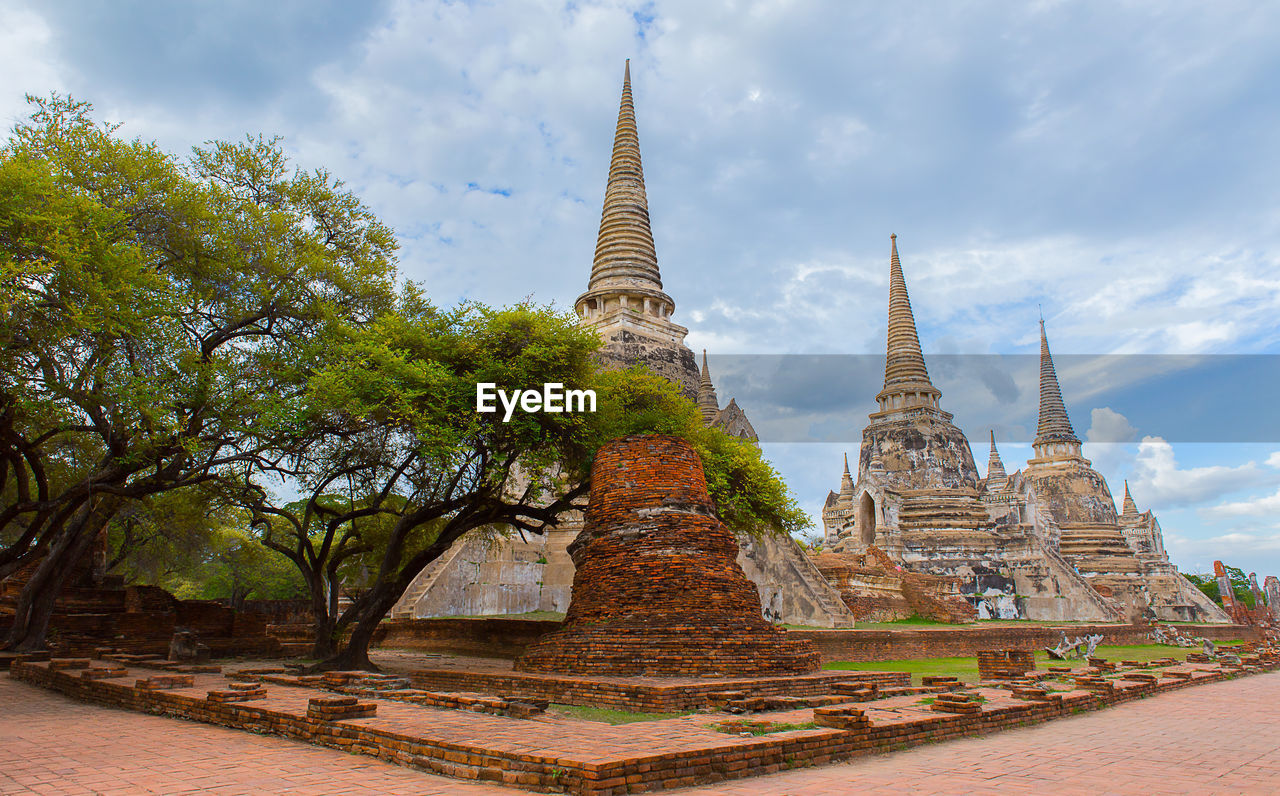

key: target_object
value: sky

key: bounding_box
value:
[4,0,1280,579]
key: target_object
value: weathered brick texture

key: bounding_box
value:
[516,435,820,676]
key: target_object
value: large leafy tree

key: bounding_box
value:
[246,295,809,670]
[0,95,395,651]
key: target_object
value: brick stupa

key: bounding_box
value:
[515,435,820,676]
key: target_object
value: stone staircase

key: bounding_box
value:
[390,541,470,620]
[774,536,857,628]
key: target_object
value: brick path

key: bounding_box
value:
[3,671,1279,794]
[0,674,508,795]
[674,671,1280,795]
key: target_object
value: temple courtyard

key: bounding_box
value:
[3,666,1278,795]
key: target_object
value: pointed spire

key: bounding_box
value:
[1033,319,1081,453]
[986,430,1007,489]
[1121,481,1139,518]
[585,60,664,296]
[876,235,941,412]
[838,452,855,496]
[697,349,719,424]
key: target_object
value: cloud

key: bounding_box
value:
[1082,406,1139,478]
[1208,491,1280,519]
[1085,407,1138,444]
[0,3,65,127]
[1164,530,1280,579]
[1131,436,1275,508]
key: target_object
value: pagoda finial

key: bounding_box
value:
[985,430,1008,490]
[839,452,855,495]
[1121,480,1139,518]
[697,349,719,424]
[875,234,941,412]
[584,60,662,294]
[1033,319,1083,460]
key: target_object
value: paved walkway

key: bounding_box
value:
[3,672,1279,795]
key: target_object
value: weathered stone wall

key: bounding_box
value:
[859,414,981,490]
[396,512,855,628]
[736,533,856,628]
[1025,464,1120,526]
[591,326,700,400]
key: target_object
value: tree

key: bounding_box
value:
[0,95,396,651]
[102,486,305,608]
[246,295,809,670]
[1186,566,1255,609]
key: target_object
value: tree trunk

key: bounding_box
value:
[307,583,401,672]
[303,569,337,659]
[3,510,103,652]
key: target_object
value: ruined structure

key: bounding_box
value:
[821,238,1116,622]
[1267,576,1280,622]
[821,238,1226,623]
[699,350,758,441]
[515,435,820,675]
[811,546,977,623]
[0,566,280,663]
[1013,325,1226,622]
[393,62,850,628]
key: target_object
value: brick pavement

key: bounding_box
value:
[3,671,1279,794]
[674,670,1280,795]
[0,674,508,795]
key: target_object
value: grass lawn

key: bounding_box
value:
[549,704,690,724]
[824,642,1244,684]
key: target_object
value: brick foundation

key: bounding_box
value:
[12,652,1280,795]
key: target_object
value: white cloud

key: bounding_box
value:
[1165,531,1280,579]
[1207,489,1280,519]
[0,3,65,127]
[1082,407,1139,479]
[1131,436,1274,508]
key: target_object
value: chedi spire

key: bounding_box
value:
[1033,319,1083,461]
[1121,481,1139,518]
[876,235,941,413]
[839,452,855,495]
[698,350,719,424]
[575,60,675,321]
[986,430,1007,489]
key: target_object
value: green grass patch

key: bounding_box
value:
[823,642,1234,684]
[549,704,688,724]
[713,720,819,735]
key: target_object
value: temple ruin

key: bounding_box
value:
[392,61,853,628]
[821,239,1229,624]
[515,435,820,675]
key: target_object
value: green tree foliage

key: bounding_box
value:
[246,297,809,669]
[104,486,305,608]
[1185,567,1256,609]
[0,94,395,650]
[2,94,810,668]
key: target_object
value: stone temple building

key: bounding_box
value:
[821,240,1228,623]
[392,62,853,628]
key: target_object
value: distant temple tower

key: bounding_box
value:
[574,60,701,399]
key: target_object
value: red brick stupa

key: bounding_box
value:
[515,434,820,676]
